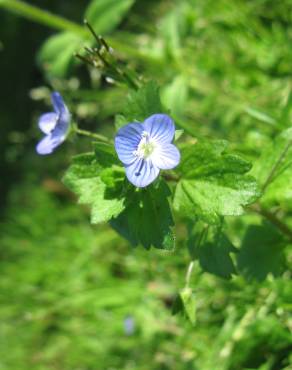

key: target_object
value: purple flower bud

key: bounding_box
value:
[36,92,71,155]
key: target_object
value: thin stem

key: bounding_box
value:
[75,127,111,143]
[262,139,292,192]
[0,0,87,36]
[249,203,292,242]
[75,53,96,67]
[185,261,194,288]
[0,0,162,66]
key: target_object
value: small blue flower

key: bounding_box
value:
[124,316,135,335]
[115,114,180,187]
[36,92,71,155]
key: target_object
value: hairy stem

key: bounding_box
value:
[249,204,292,241]
[185,261,195,288]
[262,139,292,192]
[75,128,111,143]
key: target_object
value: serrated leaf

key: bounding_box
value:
[111,180,175,250]
[188,223,237,279]
[38,32,82,79]
[122,81,165,125]
[85,0,134,34]
[179,140,252,178]
[237,223,284,281]
[174,141,260,224]
[63,153,125,223]
[252,127,292,211]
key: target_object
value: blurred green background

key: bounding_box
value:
[0,0,291,369]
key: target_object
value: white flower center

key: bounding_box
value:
[133,131,157,159]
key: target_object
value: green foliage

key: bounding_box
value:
[237,223,285,281]
[161,75,189,118]
[174,141,260,224]
[2,0,292,368]
[188,222,237,279]
[159,1,194,59]
[85,0,135,34]
[63,152,125,223]
[1,184,291,370]
[172,287,196,324]
[118,81,165,128]
[111,180,175,250]
[37,32,82,78]
[252,128,292,210]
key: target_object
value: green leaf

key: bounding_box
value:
[174,129,184,141]
[85,0,135,34]
[237,223,284,281]
[245,107,276,125]
[252,128,292,211]
[111,180,175,250]
[162,75,188,117]
[159,2,194,59]
[100,166,125,189]
[174,141,260,224]
[63,153,125,224]
[38,32,82,79]
[172,287,196,324]
[179,140,252,178]
[94,141,117,167]
[188,223,237,279]
[121,81,165,125]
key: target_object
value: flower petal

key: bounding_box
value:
[51,92,66,114]
[115,122,144,164]
[152,143,181,170]
[36,134,64,155]
[38,112,58,134]
[125,158,159,187]
[143,114,175,144]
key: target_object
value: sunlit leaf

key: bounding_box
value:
[85,0,135,34]
[63,153,125,223]
[174,141,260,224]
[38,32,82,79]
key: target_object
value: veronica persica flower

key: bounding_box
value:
[115,114,180,187]
[36,92,71,155]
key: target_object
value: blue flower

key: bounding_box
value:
[124,316,135,335]
[115,114,180,187]
[36,92,71,155]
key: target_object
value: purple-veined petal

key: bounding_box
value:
[115,122,144,165]
[36,133,65,155]
[152,143,180,170]
[51,92,70,130]
[51,92,66,114]
[125,158,159,187]
[143,114,175,144]
[38,112,58,134]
